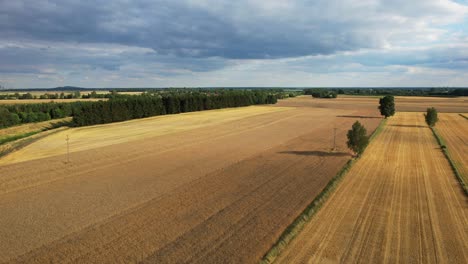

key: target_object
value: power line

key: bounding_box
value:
[332,127,338,152]
[66,135,70,163]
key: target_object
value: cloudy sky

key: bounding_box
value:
[1,0,467,88]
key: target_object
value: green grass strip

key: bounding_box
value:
[0,131,43,145]
[430,127,468,196]
[0,120,71,146]
[259,118,387,264]
[0,127,68,159]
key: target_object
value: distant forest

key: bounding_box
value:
[0,89,293,128]
[304,87,468,97]
[1,87,466,129]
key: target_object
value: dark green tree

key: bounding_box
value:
[378,95,395,118]
[425,107,438,127]
[347,121,369,156]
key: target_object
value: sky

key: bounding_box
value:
[1,0,468,88]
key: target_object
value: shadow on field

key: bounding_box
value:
[337,115,381,119]
[390,124,426,128]
[279,151,350,157]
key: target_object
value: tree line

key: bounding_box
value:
[303,87,468,97]
[73,90,279,126]
[0,91,115,100]
[0,101,80,128]
[1,90,281,128]
[304,89,337,98]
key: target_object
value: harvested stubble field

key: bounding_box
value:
[436,113,468,184]
[0,97,382,263]
[276,112,468,263]
[0,106,291,165]
[304,95,468,113]
[1,96,466,263]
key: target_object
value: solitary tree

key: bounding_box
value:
[379,95,395,118]
[425,107,438,127]
[347,121,369,156]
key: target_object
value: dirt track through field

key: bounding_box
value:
[276,112,468,263]
[436,113,468,183]
[0,98,381,263]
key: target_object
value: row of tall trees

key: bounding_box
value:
[304,87,468,97]
[0,91,83,100]
[304,89,337,98]
[0,102,78,128]
[72,90,279,126]
[0,90,284,129]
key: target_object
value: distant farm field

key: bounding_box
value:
[0,98,107,104]
[275,112,468,263]
[304,95,468,112]
[0,96,466,263]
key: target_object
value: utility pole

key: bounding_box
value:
[66,135,70,163]
[332,127,337,152]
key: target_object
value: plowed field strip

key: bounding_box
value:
[276,112,468,263]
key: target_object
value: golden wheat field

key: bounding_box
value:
[0,96,466,263]
[0,106,291,165]
[0,97,382,263]
[436,113,468,183]
[275,112,468,263]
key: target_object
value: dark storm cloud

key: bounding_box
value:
[0,0,383,59]
[0,0,467,87]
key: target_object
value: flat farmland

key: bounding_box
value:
[0,97,382,263]
[436,113,468,184]
[297,95,468,112]
[276,112,468,263]
[0,106,291,165]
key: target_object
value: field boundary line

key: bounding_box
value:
[0,127,69,160]
[259,118,387,264]
[459,113,468,120]
[0,118,71,146]
[430,126,468,196]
